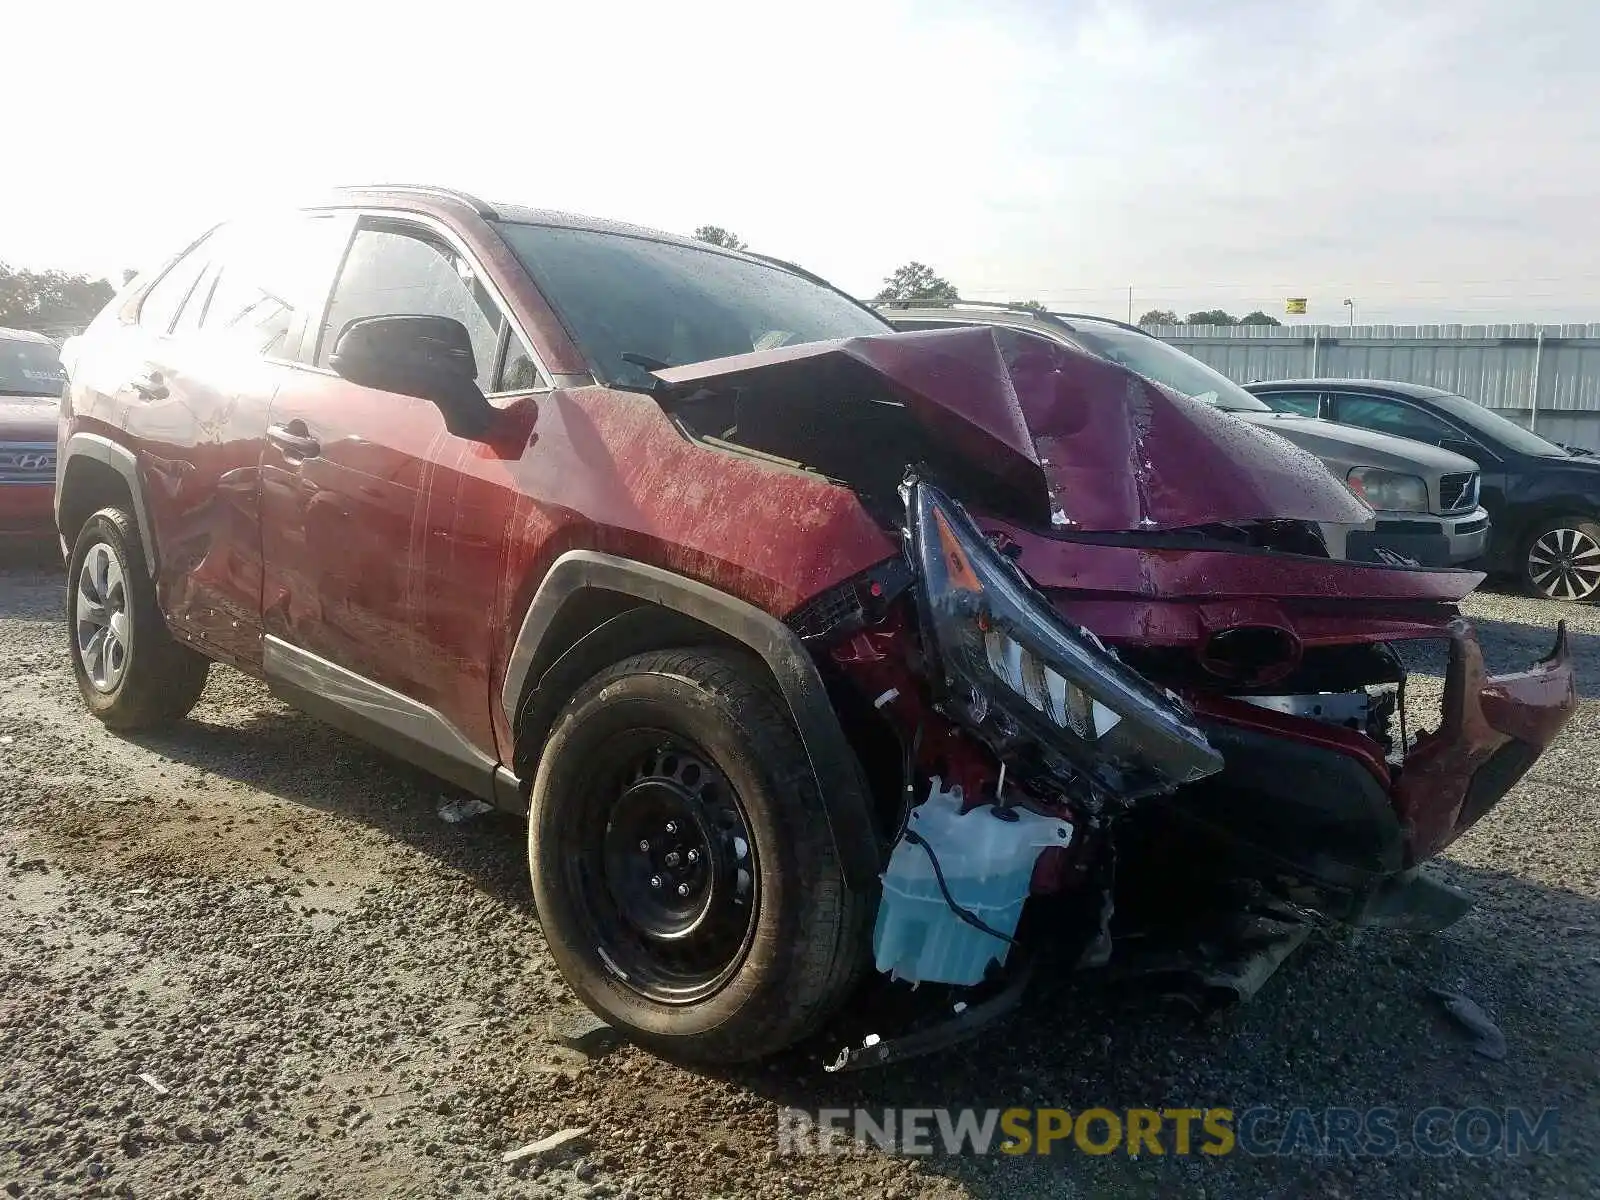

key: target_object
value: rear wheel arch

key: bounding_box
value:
[502,551,883,890]
[57,435,158,572]
[1503,496,1598,547]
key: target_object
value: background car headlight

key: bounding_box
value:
[909,480,1222,797]
[1346,467,1429,512]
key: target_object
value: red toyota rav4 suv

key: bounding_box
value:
[56,186,1575,1065]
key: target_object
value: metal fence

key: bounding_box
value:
[1148,323,1600,450]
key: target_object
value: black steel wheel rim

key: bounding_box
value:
[565,730,759,1004]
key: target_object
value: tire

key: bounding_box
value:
[1520,515,1600,602]
[527,647,873,1063]
[66,507,210,728]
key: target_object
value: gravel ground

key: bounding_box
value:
[2,554,1597,1200]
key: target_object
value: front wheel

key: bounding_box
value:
[527,648,871,1063]
[1521,516,1600,602]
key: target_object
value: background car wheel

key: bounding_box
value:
[527,647,873,1063]
[1521,516,1600,602]
[66,507,210,728]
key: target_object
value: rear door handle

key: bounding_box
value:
[130,371,167,400]
[268,422,321,459]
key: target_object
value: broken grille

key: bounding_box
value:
[1438,472,1478,512]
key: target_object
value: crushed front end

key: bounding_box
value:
[660,328,1578,1043]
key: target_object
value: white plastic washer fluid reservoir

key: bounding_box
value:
[872,777,1072,986]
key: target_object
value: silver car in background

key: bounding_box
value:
[883,305,1490,567]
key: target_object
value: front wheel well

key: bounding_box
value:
[510,597,763,781]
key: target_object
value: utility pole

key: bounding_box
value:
[1127,286,1133,323]
[1343,297,1355,331]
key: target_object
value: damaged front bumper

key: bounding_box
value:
[1396,618,1576,860]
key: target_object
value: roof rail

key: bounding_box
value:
[876,298,1089,338]
[337,184,498,219]
[876,299,1162,340]
[1044,310,1159,338]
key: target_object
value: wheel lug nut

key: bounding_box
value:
[638,839,650,852]
[665,821,678,835]
[686,849,699,864]
[676,883,690,897]
[649,875,663,889]
[665,852,680,867]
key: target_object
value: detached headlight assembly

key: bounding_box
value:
[1346,467,1429,513]
[908,480,1222,798]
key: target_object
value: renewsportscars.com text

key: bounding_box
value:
[776,1105,1559,1158]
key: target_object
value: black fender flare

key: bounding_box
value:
[501,551,881,891]
[56,432,158,574]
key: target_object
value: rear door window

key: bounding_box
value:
[1329,394,1456,443]
[189,215,351,358]
[137,242,213,335]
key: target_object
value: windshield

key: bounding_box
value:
[495,224,889,390]
[0,337,66,396]
[1065,321,1270,412]
[1426,391,1570,457]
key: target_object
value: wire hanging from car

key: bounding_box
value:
[890,719,1020,949]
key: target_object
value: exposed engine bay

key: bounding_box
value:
[650,328,1578,1066]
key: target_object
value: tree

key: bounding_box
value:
[0,264,116,333]
[874,262,959,305]
[1184,309,1237,326]
[693,225,748,251]
[1138,309,1180,326]
[1239,310,1281,327]
[1008,299,1048,313]
[122,269,138,285]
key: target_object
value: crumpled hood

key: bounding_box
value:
[654,326,1372,532]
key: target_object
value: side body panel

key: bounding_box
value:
[258,371,539,753]
[59,315,277,668]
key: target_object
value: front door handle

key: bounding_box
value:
[130,370,167,400]
[267,422,321,459]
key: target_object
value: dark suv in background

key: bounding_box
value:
[1247,379,1600,601]
[52,187,1576,1065]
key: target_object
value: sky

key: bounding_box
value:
[7,0,1600,325]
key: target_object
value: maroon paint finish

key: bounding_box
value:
[55,187,1578,882]
[655,327,1374,532]
[0,482,55,537]
[61,319,277,669]
[1395,620,1576,859]
[481,385,899,761]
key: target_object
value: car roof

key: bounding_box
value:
[1246,378,1466,401]
[322,184,795,275]
[0,326,54,345]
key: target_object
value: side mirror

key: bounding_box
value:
[330,314,495,439]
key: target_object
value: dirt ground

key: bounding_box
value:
[2,553,1597,1199]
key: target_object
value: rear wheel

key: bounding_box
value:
[66,507,210,728]
[1521,516,1600,602]
[527,648,872,1063]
